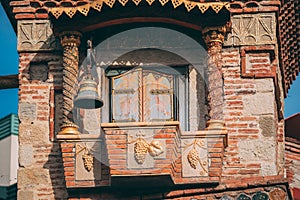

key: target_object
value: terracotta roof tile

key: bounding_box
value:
[279,0,300,96]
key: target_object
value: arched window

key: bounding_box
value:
[79,27,209,132]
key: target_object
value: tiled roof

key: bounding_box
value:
[0,114,18,140]
[279,0,300,96]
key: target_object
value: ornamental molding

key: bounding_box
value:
[49,0,230,19]
[17,20,59,52]
[224,13,277,46]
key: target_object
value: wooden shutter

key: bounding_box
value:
[111,69,140,122]
[143,70,173,122]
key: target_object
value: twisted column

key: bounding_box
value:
[59,31,82,134]
[202,25,229,121]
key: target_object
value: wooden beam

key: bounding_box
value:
[0,74,18,89]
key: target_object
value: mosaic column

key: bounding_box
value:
[202,25,229,121]
[59,31,82,134]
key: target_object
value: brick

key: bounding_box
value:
[15,13,35,19]
[13,7,36,13]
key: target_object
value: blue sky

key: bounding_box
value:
[0,4,18,119]
[0,4,299,119]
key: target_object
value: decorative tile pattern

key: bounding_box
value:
[269,188,286,200]
[237,194,251,200]
[252,191,269,200]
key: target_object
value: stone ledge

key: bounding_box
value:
[57,133,101,141]
[101,121,180,129]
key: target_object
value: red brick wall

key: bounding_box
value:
[18,52,68,199]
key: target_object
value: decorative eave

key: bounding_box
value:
[48,0,230,19]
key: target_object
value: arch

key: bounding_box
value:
[92,26,208,77]
[78,27,210,130]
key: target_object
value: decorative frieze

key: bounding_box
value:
[224,13,276,46]
[17,20,58,52]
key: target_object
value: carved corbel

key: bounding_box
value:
[59,31,82,135]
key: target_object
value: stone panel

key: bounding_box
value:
[18,168,51,186]
[75,142,101,181]
[243,93,275,115]
[255,78,274,93]
[238,139,276,161]
[259,115,276,137]
[18,191,34,199]
[127,129,166,169]
[17,20,58,52]
[19,145,33,167]
[181,138,208,177]
[224,13,276,46]
[261,162,277,176]
[19,102,36,122]
[18,122,50,145]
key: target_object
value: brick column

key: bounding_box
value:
[59,31,82,135]
[202,25,229,121]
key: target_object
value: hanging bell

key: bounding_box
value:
[74,77,103,109]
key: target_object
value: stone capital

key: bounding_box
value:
[202,23,231,46]
[59,31,82,48]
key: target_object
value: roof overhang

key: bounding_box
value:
[48,0,230,19]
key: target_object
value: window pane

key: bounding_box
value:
[112,69,140,122]
[143,70,173,122]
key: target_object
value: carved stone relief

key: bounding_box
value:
[75,142,101,181]
[127,130,166,168]
[18,20,58,51]
[181,138,208,177]
[29,63,48,81]
[224,13,276,46]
